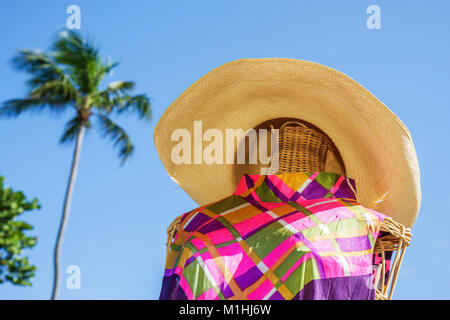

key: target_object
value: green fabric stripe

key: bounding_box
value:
[283,256,320,294]
[287,202,322,226]
[315,172,339,190]
[183,242,230,299]
[254,180,281,202]
[171,242,196,269]
[183,257,212,298]
[207,195,247,214]
[340,200,374,245]
[216,216,242,239]
[171,243,182,252]
[274,245,309,280]
[245,221,293,259]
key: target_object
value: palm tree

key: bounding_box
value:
[0,30,151,299]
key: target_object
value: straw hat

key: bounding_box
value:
[154,58,421,228]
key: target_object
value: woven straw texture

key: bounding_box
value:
[154,58,421,228]
[276,121,331,173]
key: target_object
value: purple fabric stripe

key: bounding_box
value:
[235,173,358,202]
[293,232,326,279]
[289,191,302,202]
[335,235,371,252]
[301,179,329,199]
[198,219,225,233]
[184,255,196,267]
[292,274,375,300]
[334,178,357,200]
[220,284,234,299]
[184,212,211,232]
[264,177,291,202]
[268,291,285,300]
[245,174,255,189]
[160,274,188,300]
[164,267,176,277]
[243,197,271,213]
[234,266,263,290]
[349,178,357,194]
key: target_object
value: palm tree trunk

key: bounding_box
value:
[51,125,85,300]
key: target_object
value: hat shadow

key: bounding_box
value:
[232,117,346,186]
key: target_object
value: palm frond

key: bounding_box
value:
[52,30,117,94]
[93,81,134,111]
[1,97,68,117]
[97,114,134,164]
[4,30,151,167]
[93,81,151,120]
[116,94,151,120]
[11,49,79,102]
[60,116,83,144]
[30,80,79,104]
[106,80,135,92]
[13,49,64,79]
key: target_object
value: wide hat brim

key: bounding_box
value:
[154,58,421,228]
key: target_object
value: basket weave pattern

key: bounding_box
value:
[277,121,330,173]
[373,217,411,300]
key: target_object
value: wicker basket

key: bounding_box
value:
[165,120,412,300]
[373,217,411,300]
[277,121,331,173]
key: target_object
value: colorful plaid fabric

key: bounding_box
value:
[160,172,385,300]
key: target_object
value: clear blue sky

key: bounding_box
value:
[0,1,449,299]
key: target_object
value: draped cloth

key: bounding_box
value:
[160,172,385,300]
